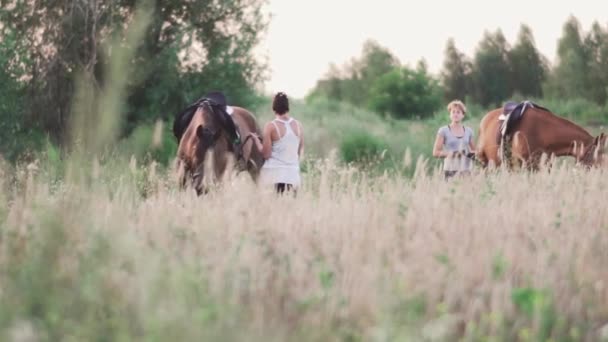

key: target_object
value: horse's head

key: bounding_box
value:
[181,100,226,194]
[578,133,607,167]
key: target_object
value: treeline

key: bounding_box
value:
[0,0,268,160]
[309,16,608,119]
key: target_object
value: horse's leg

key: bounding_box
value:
[512,132,534,171]
[248,147,265,183]
[247,160,260,182]
[213,147,229,183]
[175,159,189,190]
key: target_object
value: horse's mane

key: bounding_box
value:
[173,98,226,143]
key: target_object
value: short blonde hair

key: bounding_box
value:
[447,100,466,114]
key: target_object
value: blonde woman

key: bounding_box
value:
[433,100,476,179]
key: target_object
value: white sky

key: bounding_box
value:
[257,0,608,99]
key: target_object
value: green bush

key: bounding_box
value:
[340,131,388,165]
[539,97,607,125]
[121,121,177,165]
[368,65,442,119]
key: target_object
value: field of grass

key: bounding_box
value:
[1,152,608,341]
[4,7,608,341]
[2,56,607,340]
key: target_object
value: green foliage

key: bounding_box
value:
[307,39,400,106]
[542,16,608,107]
[339,131,388,165]
[544,17,590,101]
[368,62,442,119]
[512,287,550,317]
[441,38,472,102]
[0,0,268,146]
[122,121,178,165]
[508,25,548,98]
[0,18,44,161]
[511,287,559,341]
[491,252,507,280]
[535,97,607,125]
[585,22,608,105]
[471,30,512,107]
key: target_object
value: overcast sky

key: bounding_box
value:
[257,0,608,99]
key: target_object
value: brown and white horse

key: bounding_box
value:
[175,100,264,194]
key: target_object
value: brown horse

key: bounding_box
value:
[477,102,606,170]
[175,100,264,194]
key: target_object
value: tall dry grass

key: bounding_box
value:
[1,155,608,341]
[3,2,607,340]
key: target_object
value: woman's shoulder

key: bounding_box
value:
[465,126,475,135]
[437,125,449,135]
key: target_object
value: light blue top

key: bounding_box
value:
[437,125,474,171]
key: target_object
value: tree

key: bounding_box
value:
[544,16,590,100]
[307,64,345,101]
[508,24,548,98]
[0,0,269,144]
[440,38,472,102]
[307,39,399,105]
[583,22,608,104]
[471,30,512,107]
[358,40,401,88]
[0,22,41,161]
[368,62,442,119]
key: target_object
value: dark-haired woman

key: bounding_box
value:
[250,92,304,194]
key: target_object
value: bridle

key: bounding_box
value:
[579,141,604,167]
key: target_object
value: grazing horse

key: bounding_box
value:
[477,101,606,170]
[174,98,264,194]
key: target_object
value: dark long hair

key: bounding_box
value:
[272,92,289,115]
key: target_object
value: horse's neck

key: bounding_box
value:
[542,112,593,156]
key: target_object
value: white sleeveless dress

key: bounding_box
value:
[260,118,301,187]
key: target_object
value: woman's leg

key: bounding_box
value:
[275,183,296,196]
[275,183,287,194]
[444,171,457,180]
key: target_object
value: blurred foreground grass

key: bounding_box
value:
[1,156,608,341]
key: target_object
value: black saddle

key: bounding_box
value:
[172,91,241,145]
[496,100,548,144]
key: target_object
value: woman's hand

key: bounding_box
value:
[249,132,263,152]
[449,151,462,158]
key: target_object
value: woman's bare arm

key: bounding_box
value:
[433,134,450,158]
[261,123,273,159]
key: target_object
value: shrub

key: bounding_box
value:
[368,65,442,119]
[122,120,177,165]
[339,131,388,165]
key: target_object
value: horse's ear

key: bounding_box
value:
[599,132,607,148]
[593,134,602,145]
